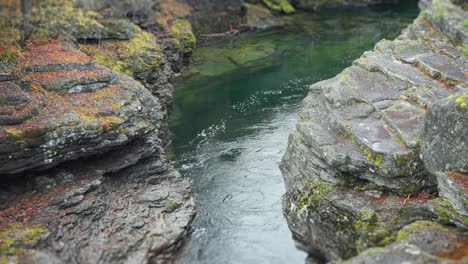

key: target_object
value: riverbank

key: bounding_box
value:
[0,1,197,263]
[281,0,467,262]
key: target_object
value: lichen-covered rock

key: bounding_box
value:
[79,24,181,147]
[342,221,468,263]
[0,2,197,262]
[0,154,195,264]
[281,0,468,262]
[170,19,197,53]
[261,0,296,14]
[0,43,163,174]
[421,91,468,215]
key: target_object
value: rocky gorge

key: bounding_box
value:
[281,0,468,262]
[0,0,466,263]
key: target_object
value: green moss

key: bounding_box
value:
[5,127,23,139]
[0,48,21,66]
[90,50,115,69]
[298,137,305,145]
[0,223,49,256]
[358,209,378,224]
[294,180,335,212]
[433,198,468,224]
[262,0,295,14]
[461,45,468,57]
[170,19,196,53]
[433,0,449,19]
[360,145,384,168]
[455,93,467,108]
[399,183,417,194]
[396,221,439,241]
[371,229,396,246]
[164,199,180,211]
[463,19,468,27]
[373,155,382,166]
[82,26,161,76]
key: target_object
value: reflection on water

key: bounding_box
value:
[170,4,418,264]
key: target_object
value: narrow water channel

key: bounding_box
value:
[170,4,419,264]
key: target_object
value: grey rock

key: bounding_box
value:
[342,221,468,264]
[421,91,468,215]
[281,0,468,262]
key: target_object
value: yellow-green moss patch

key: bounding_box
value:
[170,19,196,53]
[0,223,49,256]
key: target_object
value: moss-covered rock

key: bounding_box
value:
[281,0,468,262]
[0,223,49,256]
[80,25,161,77]
[170,19,196,53]
[262,0,295,14]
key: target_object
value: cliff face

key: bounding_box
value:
[0,1,196,263]
[281,0,467,262]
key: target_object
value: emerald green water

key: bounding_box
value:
[171,4,418,264]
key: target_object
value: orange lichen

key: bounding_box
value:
[414,63,461,89]
[372,192,389,204]
[437,237,468,260]
[0,174,99,228]
[21,43,91,69]
[448,172,468,190]
[154,0,192,32]
[402,192,437,204]
[23,67,106,85]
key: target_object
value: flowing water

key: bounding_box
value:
[170,4,419,264]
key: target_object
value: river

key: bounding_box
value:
[170,4,419,264]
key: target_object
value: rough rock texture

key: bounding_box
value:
[0,156,195,264]
[421,92,468,216]
[342,221,468,264]
[79,25,181,148]
[182,0,245,34]
[0,2,196,263]
[243,2,285,31]
[0,41,195,264]
[0,43,162,174]
[281,0,467,262]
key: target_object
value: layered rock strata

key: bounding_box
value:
[0,1,196,263]
[281,0,467,262]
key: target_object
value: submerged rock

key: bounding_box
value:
[291,0,400,11]
[281,0,467,262]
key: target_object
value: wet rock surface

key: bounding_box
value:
[291,0,400,11]
[281,0,468,262]
[0,2,196,263]
[0,155,195,264]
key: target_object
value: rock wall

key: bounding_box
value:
[281,0,467,262]
[0,1,196,263]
